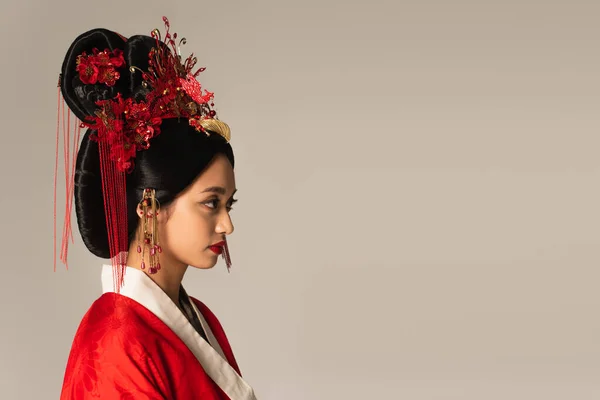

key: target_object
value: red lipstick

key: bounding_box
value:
[209,241,225,255]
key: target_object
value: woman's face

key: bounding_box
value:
[157,153,237,271]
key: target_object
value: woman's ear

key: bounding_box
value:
[136,202,145,219]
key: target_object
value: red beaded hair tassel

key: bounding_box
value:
[139,188,161,274]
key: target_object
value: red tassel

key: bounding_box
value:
[54,77,82,272]
[60,108,70,267]
[53,84,60,273]
[98,136,129,293]
[54,74,129,293]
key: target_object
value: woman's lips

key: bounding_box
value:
[209,246,223,255]
[209,241,225,255]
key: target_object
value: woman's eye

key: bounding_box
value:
[204,199,236,211]
[207,199,217,208]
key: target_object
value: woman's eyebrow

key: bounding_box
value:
[201,187,238,198]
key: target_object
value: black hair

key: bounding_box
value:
[61,28,234,258]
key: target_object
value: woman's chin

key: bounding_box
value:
[189,259,218,270]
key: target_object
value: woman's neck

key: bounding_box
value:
[126,247,188,306]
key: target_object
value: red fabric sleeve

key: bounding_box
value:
[60,296,169,399]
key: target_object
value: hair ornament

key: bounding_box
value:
[80,16,229,173]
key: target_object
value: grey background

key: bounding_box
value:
[1,0,600,398]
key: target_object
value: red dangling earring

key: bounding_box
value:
[222,236,232,273]
[137,188,162,274]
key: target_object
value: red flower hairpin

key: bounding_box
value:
[76,48,125,86]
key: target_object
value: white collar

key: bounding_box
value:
[101,264,258,400]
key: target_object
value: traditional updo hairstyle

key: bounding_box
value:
[60,28,234,259]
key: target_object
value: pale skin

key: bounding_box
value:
[125,153,237,310]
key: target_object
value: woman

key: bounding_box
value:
[55,17,258,399]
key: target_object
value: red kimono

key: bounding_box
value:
[60,265,258,400]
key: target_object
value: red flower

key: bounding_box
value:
[120,100,163,151]
[77,57,99,84]
[76,48,125,87]
[109,49,125,67]
[99,68,120,86]
[94,49,111,65]
[126,101,151,121]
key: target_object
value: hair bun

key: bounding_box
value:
[74,128,110,258]
[60,28,129,121]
